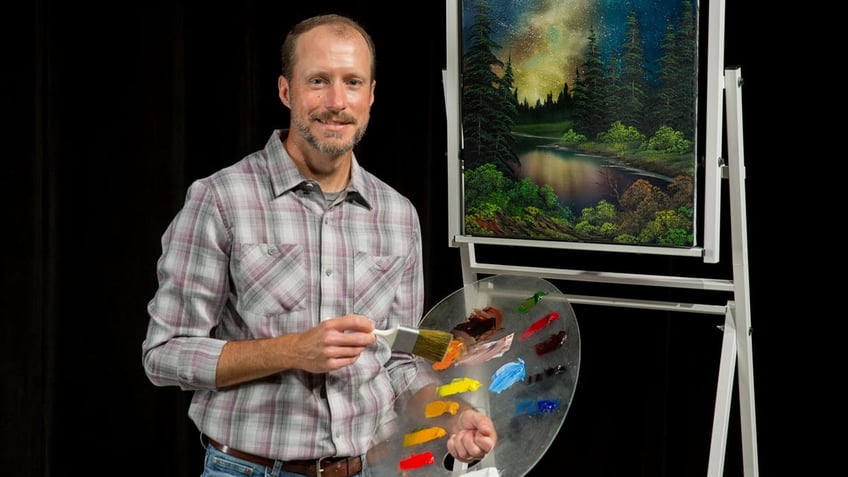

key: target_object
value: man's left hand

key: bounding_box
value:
[446,409,497,463]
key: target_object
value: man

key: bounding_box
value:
[142,13,496,477]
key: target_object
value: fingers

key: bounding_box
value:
[323,313,376,336]
[291,314,378,373]
[447,410,498,463]
[447,431,490,463]
[317,314,376,346]
[460,410,497,439]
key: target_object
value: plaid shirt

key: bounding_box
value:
[143,130,433,460]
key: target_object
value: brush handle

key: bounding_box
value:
[372,325,399,346]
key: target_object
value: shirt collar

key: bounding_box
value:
[265,130,372,209]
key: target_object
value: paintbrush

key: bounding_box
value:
[373,325,453,362]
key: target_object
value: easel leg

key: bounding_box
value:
[732,302,759,477]
[707,307,737,477]
[725,66,759,477]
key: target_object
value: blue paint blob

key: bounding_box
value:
[489,358,526,393]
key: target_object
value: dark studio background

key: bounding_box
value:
[5,1,802,476]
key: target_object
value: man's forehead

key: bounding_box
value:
[295,26,372,75]
[301,23,366,46]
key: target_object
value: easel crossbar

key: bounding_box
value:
[462,246,735,292]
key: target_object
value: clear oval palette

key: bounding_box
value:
[366,274,581,477]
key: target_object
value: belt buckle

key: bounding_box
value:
[316,456,353,477]
[315,456,326,477]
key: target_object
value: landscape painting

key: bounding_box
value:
[460,0,698,248]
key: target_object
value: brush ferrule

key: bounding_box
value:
[393,326,420,354]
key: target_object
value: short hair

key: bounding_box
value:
[280,14,376,81]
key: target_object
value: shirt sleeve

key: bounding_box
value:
[142,179,231,391]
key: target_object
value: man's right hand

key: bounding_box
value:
[215,313,376,387]
[288,314,377,373]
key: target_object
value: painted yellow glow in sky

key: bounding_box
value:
[495,0,592,106]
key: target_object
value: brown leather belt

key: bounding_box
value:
[206,437,362,477]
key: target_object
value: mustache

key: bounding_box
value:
[312,111,357,124]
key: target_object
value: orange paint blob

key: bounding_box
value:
[403,426,447,446]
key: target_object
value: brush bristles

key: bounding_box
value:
[411,329,454,362]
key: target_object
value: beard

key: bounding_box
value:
[291,111,368,155]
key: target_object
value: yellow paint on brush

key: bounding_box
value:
[425,400,460,418]
[403,426,447,446]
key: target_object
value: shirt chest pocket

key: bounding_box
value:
[353,252,405,322]
[232,243,306,315]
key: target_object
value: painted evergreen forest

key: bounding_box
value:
[461,0,698,247]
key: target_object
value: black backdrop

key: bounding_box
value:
[5,1,798,476]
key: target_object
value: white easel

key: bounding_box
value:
[443,1,757,475]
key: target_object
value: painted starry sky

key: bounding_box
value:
[462,0,695,104]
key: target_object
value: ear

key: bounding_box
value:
[278,76,291,108]
[369,80,376,107]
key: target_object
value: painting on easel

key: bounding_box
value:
[460,0,699,248]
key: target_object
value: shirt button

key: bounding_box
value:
[267,245,279,256]
[325,269,332,277]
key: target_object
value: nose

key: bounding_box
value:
[324,82,346,112]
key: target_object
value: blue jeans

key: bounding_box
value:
[202,443,368,477]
